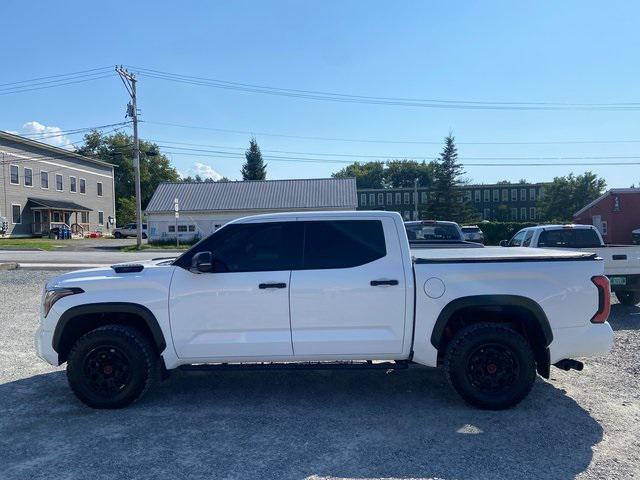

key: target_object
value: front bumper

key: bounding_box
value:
[549,322,614,364]
[35,325,59,366]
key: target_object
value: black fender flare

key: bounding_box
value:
[52,302,167,353]
[429,295,553,350]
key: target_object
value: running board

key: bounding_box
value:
[179,360,410,372]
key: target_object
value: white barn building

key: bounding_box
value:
[144,178,357,242]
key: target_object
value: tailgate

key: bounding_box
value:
[590,247,640,276]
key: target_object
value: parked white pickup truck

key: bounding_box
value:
[36,211,613,410]
[501,224,640,305]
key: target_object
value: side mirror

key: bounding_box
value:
[499,240,509,247]
[191,251,214,273]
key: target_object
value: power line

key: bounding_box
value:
[19,121,132,141]
[144,120,640,146]
[0,73,115,96]
[128,65,640,111]
[0,66,113,87]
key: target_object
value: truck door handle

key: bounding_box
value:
[370,279,399,286]
[259,282,287,289]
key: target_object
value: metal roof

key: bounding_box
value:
[27,197,92,211]
[145,178,357,213]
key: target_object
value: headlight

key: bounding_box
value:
[43,287,84,317]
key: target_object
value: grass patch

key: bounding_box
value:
[0,238,68,251]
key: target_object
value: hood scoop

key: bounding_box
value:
[111,263,145,273]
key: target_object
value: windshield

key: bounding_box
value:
[406,223,462,241]
[538,229,602,248]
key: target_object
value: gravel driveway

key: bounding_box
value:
[1,270,638,480]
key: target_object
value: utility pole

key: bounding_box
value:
[413,177,419,220]
[116,66,143,248]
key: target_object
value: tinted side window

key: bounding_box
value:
[303,220,386,269]
[176,222,303,272]
[538,229,602,248]
[508,230,526,247]
[522,230,534,247]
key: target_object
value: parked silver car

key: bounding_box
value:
[461,225,485,244]
[113,222,148,239]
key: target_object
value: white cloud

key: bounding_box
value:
[184,162,223,181]
[20,121,72,149]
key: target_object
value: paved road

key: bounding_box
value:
[1,270,639,480]
[0,249,178,266]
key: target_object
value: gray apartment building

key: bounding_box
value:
[357,182,549,221]
[0,131,115,237]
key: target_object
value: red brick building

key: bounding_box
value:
[573,188,640,244]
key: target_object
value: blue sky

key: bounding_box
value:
[2,0,639,186]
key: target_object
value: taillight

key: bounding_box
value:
[591,275,611,323]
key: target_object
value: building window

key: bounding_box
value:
[10,165,19,184]
[98,211,104,225]
[529,188,536,201]
[81,212,89,223]
[24,168,33,187]
[421,191,428,203]
[474,190,481,202]
[386,192,393,204]
[188,225,196,232]
[403,211,410,220]
[56,174,63,191]
[168,225,175,232]
[493,189,499,202]
[520,207,527,220]
[530,207,536,220]
[53,212,61,222]
[79,178,86,194]
[11,204,21,224]
[395,192,401,204]
[484,190,490,202]
[377,193,384,205]
[97,182,103,197]
[360,193,366,206]
[520,188,527,201]
[465,190,472,202]
[177,225,188,232]
[502,189,509,201]
[369,193,375,205]
[511,189,517,201]
[510,208,518,220]
[602,221,608,236]
[403,192,410,204]
[483,208,491,220]
[70,176,77,193]
[40,171,49,189]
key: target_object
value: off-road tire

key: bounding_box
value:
[444,323,537,410]
[615,291,640,306]
[66,325,157,409]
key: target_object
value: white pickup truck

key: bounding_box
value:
[36,211,613,410]
[502,224,640,306]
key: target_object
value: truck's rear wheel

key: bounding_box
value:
[66,325,156,409]
[615,291,640,306]
[444,323,536,410]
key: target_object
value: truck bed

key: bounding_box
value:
[412,246,597,263]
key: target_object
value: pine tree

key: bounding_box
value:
[425,134,471,222]
[241,138,267,180]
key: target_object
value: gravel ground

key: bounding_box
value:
[1,270,638,480]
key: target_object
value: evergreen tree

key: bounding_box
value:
[241,138,267,180]
[424,135,471,222]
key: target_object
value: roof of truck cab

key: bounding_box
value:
[412,246,597,263]
[230,210,403,223]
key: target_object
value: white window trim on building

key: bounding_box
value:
[97,181,103,197]
[520,207,527,220]
[98,211,104,225]
[11,204,21,224]
[70,176,77,193]
[530,207,537,220]
[24,167,33,187]
[511,189,517,201]
[40,170,49,189]
[10,164,19,185]
[79,178,86,194]
[55,174,64,192]
[475,190,481,202]
[484,190,490,202]
[529,188,536,201]
[387,192,393,204]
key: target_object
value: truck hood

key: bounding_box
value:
[46,257,177,290]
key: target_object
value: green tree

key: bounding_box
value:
[332,161,385,189]
[241,138,267,180]
[384,160,434,188]
[424,135,471,222]
[77,130,180,225]
[538,172,606,221]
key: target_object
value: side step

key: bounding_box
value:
[179,360,410,372]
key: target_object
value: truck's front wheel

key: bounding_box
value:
[444,323,536,410]
[66,325,157,409]
[615,291,640,306]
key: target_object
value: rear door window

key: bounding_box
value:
[508,230,526,247]
[303,220,386,269]
[522,230,534,247]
